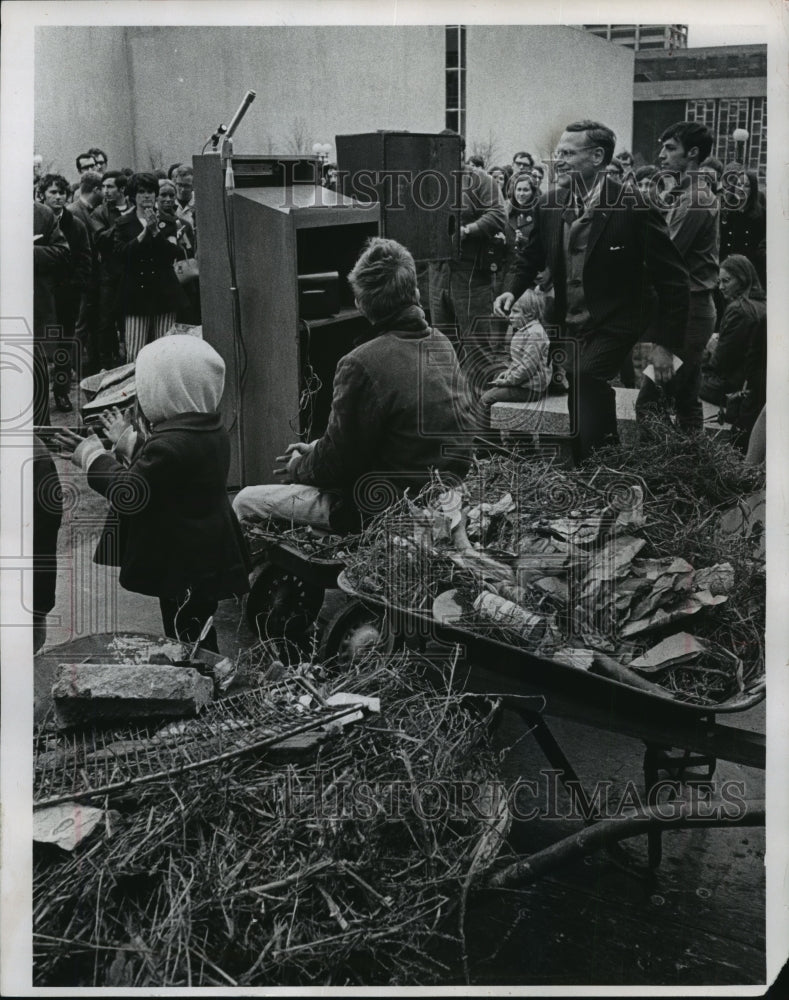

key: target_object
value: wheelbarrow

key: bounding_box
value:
[242,526,394,662]
[335,569,766,869]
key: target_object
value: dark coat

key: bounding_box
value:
[720,204,766,288]
[504,176,690,352]
[33,435,63,616]
[712,296,766,393]
[296,320,473,515]
[88,412,251,600]
[67,197,98,242]
[56,208,92,293]
[92,201,127,271]
[113,210,183,316]
[33,202,70,340]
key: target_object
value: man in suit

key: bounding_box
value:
[92,170,132,366]
[37,173,92,411]
[494,119,690,462]
[67,170,103,372]
[33,202,70,425]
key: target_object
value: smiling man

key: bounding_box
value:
[493,119,690,462]
[636,121,719,435]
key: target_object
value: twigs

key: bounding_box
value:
[34,650,505,987]
[345,430,765,705]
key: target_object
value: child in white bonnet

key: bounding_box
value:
[54,335,250,652]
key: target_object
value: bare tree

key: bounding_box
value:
[286,117,312,155]
[146,143,165,171]
[468,128,500,168]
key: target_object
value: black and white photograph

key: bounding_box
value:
[1,0,787,993]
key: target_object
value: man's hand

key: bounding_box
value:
[273,442,312,484]
[493,292,514,318]
[649,344,675,387]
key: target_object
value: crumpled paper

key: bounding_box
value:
[466,492,516,542]
[629,632,744,692]
[620,560,734,636]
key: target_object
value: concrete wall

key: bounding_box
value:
[465,26,635,165]
[35,27,135,176]
[35,25,636,178]
[35,26,445,176]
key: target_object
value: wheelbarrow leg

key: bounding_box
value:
[643,745,664,867]
[516,708,596,823]
[643,743,717,868]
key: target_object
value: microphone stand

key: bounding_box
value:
[209,90,256,486]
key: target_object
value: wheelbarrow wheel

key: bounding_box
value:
[245,561,324,645]
[318,598,397,668]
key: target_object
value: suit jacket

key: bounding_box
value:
[113,210,182,316]
[56,208,92,292]
[504,176,690,352]
[67,197,98,243]
[33,202,70,340]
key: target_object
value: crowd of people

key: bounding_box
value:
[33,150,199,421]
[429,122,767,463]
[34,117,768,656]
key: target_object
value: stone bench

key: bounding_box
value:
[491,387,728,444]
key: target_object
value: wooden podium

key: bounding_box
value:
[193,154,380,489]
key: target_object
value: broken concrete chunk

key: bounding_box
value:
[52,663,214,727]
[33,802,104,850]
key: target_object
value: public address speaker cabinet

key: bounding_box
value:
[335,131,462,263]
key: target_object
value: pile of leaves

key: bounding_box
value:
[344,423,765,705]
[33,650,509,987]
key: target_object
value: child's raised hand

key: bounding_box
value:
[99,406,130,445]
[52,428,104,469]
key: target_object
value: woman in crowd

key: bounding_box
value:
[114,171,183,361]
[158,179,200,324]
[616,149,634,176]
[700,254,766,449]
[720,167,766,287]
[699,156,724,195]
[488,166,507,191]
[502,171,539,279]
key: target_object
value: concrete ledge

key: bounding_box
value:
[491,387,727,443]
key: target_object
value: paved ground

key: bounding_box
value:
[35,394,767,988]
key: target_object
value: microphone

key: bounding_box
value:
[225,90,256,139]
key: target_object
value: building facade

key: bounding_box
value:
[632,44,767,177]
[35,25,634,178]
[583,25,687,51]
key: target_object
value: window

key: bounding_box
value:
[686,99,716,133]
[445,25,466,137]
[685,97,766,184]
[747,97,767,176]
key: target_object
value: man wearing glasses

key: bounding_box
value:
[494,119,689,463]
[75,152,97,175]
[88,147,108,174]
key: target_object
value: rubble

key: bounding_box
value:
[52,662,214,727]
